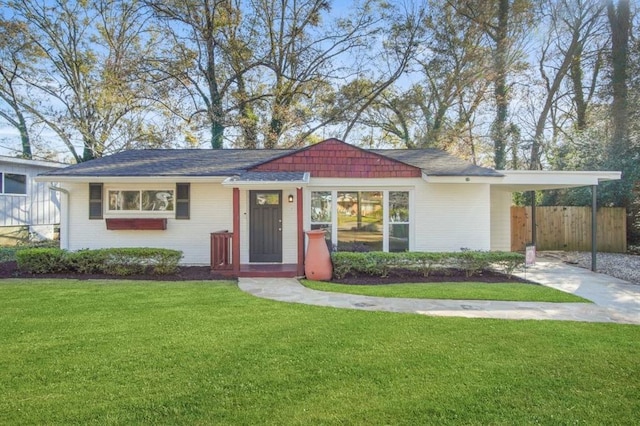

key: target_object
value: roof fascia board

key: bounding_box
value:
[221,172,310,187]
[421,173,504,184]
[34,175,228,183]
[496,170,622,186]
[0,156,67,168]
[309,177,424,187]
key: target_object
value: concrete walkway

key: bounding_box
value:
[238,260,640,324]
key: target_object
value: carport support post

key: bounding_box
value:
[591,185,597,272]
[530,191,537,247]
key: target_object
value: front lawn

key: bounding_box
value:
[302,280,590,302]
[1,279,638,424]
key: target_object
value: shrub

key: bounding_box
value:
[66,249,110,274]
[0,247,18,263]
[330,251,525,280]
[457,250,493,277]
[403,252,447,277]
[102,248,182,275]
[16,248,69,273]
[492,252,527,278]
[363,252,398,278]
[16,247,183,276]
[332,252,367,279]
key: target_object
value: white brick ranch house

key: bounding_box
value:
[36,139,620,277]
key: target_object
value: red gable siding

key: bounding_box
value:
[250,139,422,178]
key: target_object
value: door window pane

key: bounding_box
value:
[255,193,280,205]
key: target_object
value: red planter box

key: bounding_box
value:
[105,218,167,230]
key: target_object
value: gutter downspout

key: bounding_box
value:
[49,185,69,250]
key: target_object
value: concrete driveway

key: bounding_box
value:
[238,260,640,324]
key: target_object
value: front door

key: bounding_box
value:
[249,190,283,262]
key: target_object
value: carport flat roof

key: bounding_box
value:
[492,170,622,191]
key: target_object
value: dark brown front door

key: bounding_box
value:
[249,190,283,262]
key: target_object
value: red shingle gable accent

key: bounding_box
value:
[250,139,422,178]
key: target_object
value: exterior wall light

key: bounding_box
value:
[288,194,294,203]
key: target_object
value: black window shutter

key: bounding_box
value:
[89,183,103,219]
[176,183,190,219]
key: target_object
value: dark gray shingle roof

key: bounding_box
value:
[42,146,501,178]
[372,149,503,177]
[42,149,293,177]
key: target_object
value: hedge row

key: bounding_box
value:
[330,251,525,279]
[16,247,183,276]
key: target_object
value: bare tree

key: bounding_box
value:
[529,0,607,170]
[450,0,534,169]
[7,0,172,162]
[145,0,247,149]
[0,19,36,158]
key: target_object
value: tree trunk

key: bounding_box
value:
[237,77,257,149]
[17,109,32,159]
[607,0,629,157]
[492,0,510,170]
[570,51,588,131]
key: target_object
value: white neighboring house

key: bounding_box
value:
[0,156,66,243]
[36,139,620,277]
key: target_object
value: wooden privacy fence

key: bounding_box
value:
[511,206,627,253]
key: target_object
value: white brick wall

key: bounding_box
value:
[490,187,512,251]
[413,183,491,251]
[63,182,233,265]
[61,178,504,266]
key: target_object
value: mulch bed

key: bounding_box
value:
[0,261,529,284]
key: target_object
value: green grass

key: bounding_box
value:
[302,280,590,303]
[1,279,638,424]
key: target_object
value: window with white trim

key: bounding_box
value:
[0,173,27,195]
[310,191,332,246]
[310,190,410,252]
[108,190,174,212]
[337,191,383,251]
[389,191,410,252]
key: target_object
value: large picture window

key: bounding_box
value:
[337,191,383,251]
[0,173,27,195]
[108,190,174,212]
[310,190,410,252]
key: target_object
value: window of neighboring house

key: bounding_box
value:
[0,173,27,195]
[310,191,332,248]
[107,189,174,212]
